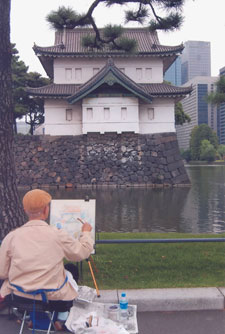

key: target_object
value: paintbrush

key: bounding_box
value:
[77,217,85,224]
[88,315,93,327]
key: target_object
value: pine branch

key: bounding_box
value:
[149,12,183,31]
[114,37,137,52]
[155,0,185,10]
[46,1,185,51]
[103,25,124,40]
[125,5,149,24]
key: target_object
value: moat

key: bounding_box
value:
[19,165,225,234]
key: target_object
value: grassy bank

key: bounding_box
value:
[81,233,225,289]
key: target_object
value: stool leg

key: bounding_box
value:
[46,311,55,334]
[19,310,27,334]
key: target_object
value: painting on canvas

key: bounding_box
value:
[50,199,96,253]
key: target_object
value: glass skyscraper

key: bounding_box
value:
[181,41,211,85]
[176,76,218,150]
[164,57,181,86]
[218,67,225,144]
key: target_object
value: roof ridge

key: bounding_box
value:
[26,81,192,99]
[56,27,153,32]
[67,60,154,104]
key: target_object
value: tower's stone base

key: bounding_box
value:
[14,132,190,188]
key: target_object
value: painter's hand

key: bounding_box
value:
[82,222,92,232]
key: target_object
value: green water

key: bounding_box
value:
[19,165,225,233]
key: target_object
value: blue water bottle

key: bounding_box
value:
[119,292,128,319]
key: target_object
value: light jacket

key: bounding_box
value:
[0,220,94,300]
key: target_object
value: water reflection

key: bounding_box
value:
[183,166,225,233]
[18,165,225,233]
[47,187,190,233]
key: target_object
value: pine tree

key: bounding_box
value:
[190,124,218,161]
[11,45,50,134]
[24,72,49,135]
[46,1,185,51]
[207,76,225,105]
[0,0,26,239]
[175,102,191,126]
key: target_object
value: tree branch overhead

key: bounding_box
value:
[46,0,185,51]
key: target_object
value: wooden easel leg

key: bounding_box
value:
[90,255,99,273]
[88,260,100,297]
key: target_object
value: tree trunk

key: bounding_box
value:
[30,123,34,135]
[14,117,18,134]
[0,0,26,240]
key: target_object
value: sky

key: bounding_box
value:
[10,0,225,78]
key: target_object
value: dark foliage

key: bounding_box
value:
[46,1,185,51]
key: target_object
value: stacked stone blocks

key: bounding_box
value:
[14,133,190,188]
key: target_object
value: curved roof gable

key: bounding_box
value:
[141,83,192,97]
[33,28,184,78]
[26,82,192,100]
[26,84,80,99]
[67,58,153,104]
[33,28,183,56]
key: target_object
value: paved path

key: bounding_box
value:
[1,287,225,333]
[138,310,225,334]
[1,310,225,334]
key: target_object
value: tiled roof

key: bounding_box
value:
[27,58,191,100]
[141,83,192,97]
[33,28,184,56]
[67,58,153,104]
[26,84,80,98]
[71,59,192,100]
[27,82,191,100]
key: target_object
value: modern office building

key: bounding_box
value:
[218,67,225,144]
[164,56,181,86]
[181,41,211,84]
[176,76,218,150]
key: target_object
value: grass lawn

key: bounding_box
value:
[81,232,225,290]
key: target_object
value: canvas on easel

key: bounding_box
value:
[50,199,96,254]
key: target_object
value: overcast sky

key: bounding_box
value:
[11,0,224,78]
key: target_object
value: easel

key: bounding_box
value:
[78,197,100,298]
[87,256,100,297]
[79,255,100,297]
[50,197,100,297]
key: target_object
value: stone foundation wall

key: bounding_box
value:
[14,133,190,188]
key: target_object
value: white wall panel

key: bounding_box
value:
[44,99,82,135]
[53,57,163,84]
[139,99,175,133]
[82,97,139,134]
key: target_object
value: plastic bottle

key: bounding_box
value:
[119,292,128,319]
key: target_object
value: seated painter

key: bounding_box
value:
[0,189,94,330]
